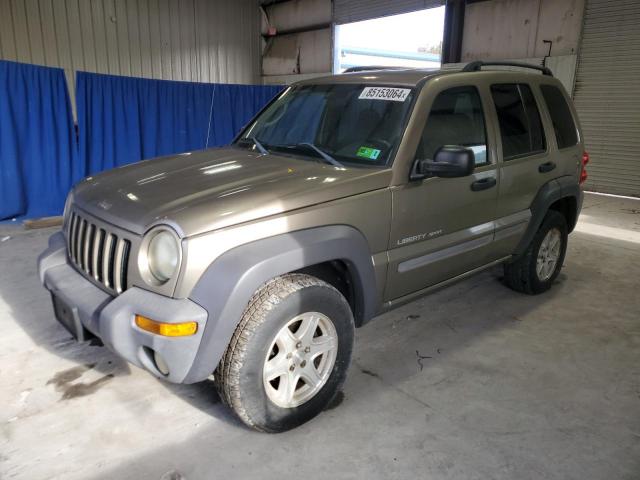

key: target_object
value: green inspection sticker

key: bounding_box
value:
[356,146,381,160]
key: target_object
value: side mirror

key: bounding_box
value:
[410,146,476,181]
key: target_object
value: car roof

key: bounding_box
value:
[293,67,552,88]
[295,68,450,87]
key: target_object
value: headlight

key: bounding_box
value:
[147,230,180,283]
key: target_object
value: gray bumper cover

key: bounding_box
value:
[38,232,208,383]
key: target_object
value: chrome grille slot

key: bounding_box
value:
[66,210,131,295]
[113,238,126,294]
[68,213,77,259]
[90,226,102,280]
[105,233,116,289]
[78,219,88,270]
[83,223,94,274]
[94,229,106,281]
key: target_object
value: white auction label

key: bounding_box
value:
[358,87,411,102]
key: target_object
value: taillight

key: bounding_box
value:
[580,151,589,184]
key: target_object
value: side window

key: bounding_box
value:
[490,84,546,160]
[417,86,488,166]
[540,84,578,149]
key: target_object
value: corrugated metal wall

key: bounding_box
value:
[260,0,330,33]
[333,0,444,25]
[461,0,584,61]
[261,0,332,78]
[573,0,640,196]
[0,0,261,110]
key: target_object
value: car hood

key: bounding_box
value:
[72,147,392,237]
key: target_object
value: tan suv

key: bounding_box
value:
[38,61,588,432]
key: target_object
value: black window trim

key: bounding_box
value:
[490,82,548,162]
[416,84,492,167]
[539,82,580,152]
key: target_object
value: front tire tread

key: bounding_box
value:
[215,274,342,432]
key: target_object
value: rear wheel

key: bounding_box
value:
[215,274,354,432]
[503,210,568,294]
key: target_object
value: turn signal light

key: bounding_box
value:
[135,315,198,337]
[580,151,589,184]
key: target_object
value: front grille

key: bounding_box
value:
[67,211,131,294]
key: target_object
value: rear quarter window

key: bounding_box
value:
[540,84,578,149]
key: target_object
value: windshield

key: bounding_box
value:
[237,84,415,167]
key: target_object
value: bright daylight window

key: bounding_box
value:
[334,7,446,73]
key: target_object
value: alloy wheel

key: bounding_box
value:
[536,227,562,281]
[263,312,338,408]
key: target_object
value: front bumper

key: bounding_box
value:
[38,232,208,383]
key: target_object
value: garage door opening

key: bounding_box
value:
[334,7,445,73]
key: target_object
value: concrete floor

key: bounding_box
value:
[1,192,639,480]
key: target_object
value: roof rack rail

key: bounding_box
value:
[462,61,553,77]
[342,65,408,73]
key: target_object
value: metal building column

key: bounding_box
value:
[442,0,466,64]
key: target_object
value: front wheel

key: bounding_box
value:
[215,274,354,432]
[503,210,568,294]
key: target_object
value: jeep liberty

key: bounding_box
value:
[38,61,588,432]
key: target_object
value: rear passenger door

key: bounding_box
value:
[489,83,552,256]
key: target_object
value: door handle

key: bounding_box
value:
[470,177,497,192]
[539,161,556,173]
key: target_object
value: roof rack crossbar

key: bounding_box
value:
[342,65,409,73]
[462,61,553,76]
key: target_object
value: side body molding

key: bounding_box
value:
[514,175,583,257]
[184,225,377,383]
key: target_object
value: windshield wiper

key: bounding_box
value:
[247,136,269,155]
[297,143,344,168]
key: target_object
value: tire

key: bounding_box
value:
[215,273,354,433]
[503,210,568,295]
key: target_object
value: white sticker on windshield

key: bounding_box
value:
[359,87,411,102]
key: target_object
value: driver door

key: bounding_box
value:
[385,85,499,301]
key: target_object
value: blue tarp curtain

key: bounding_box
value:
[0,60,80,220]
[76,72,283,174]
[1,62,282,221]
